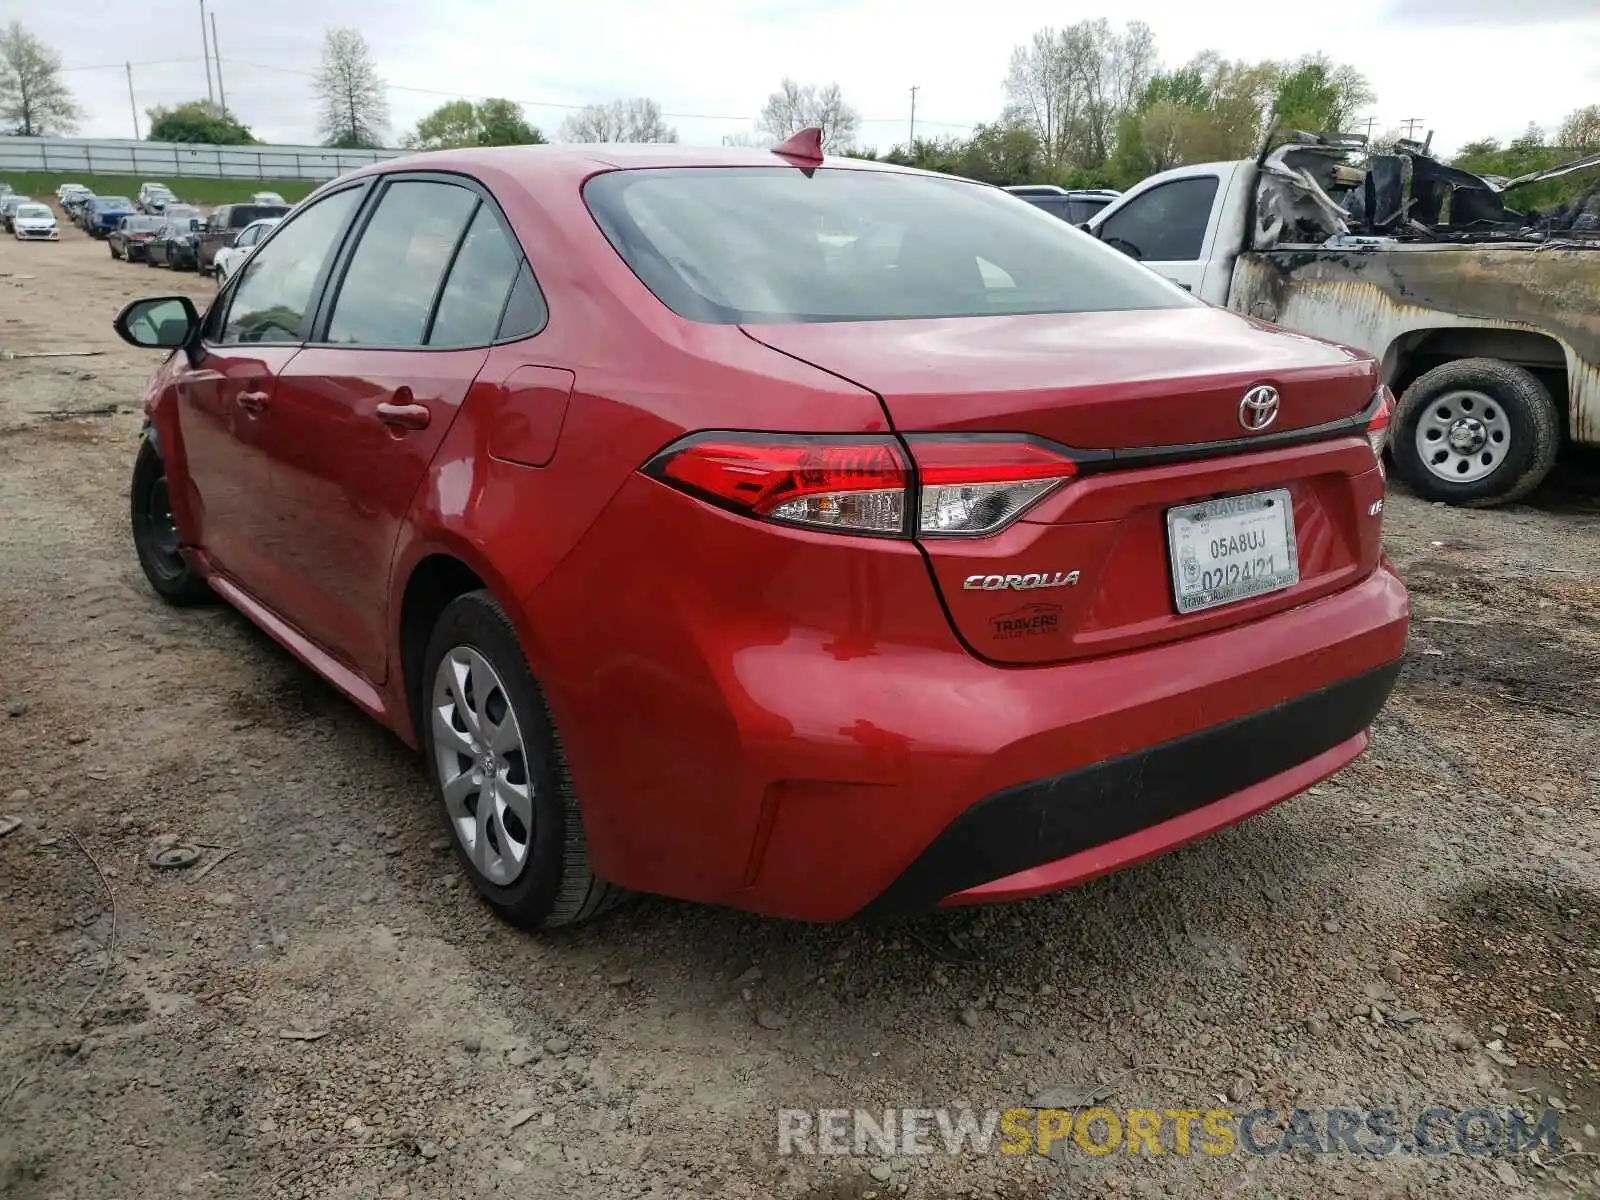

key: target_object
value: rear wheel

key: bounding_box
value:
[421,591,626,929]
[1391,358,1560,506]
[130,438,211,605]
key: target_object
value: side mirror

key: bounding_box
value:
[113,296,200,351]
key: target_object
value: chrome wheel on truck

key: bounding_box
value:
[1391,357,1560,506]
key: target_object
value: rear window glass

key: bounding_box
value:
[583,167,1192,325]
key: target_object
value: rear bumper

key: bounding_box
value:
[861,660,1398,915]
[535,473,1409,921]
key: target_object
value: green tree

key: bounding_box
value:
[1272,55,1374,135]
[146,100,254,144]
[314,28,388,149]
[476,98,542,146]
[403,98,545,150]
[957,122,1046,185]
[1558,104,1600,151]
[0,20,82,136]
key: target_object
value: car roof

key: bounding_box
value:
[338,142,928,191]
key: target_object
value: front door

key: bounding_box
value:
[260,177,532,683]
[1092,173,1223,296]
[176,184,367,600]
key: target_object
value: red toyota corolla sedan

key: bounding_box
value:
[114,134,1409,928]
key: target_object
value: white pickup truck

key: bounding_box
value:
[1085,137,1600,505]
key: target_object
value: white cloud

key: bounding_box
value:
[31,0,1600,156]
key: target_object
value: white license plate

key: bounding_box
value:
[1166,489,1299,614]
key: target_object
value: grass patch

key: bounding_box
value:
[0,172,319,207]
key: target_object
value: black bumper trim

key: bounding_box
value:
[858,660,1401,917]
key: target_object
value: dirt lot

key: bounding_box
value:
[1,221,1598,1200]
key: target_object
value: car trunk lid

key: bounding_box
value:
[744,308,1385,664]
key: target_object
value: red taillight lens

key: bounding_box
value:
[646,435,909,535]
[646,433,1081,538]
[1367,386,1394,463]
[908,437,1078,536]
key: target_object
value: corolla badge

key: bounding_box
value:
[962,570,1080,591]
[1237,385,1280,432]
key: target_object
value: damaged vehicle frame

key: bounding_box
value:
[1087,132,1600,505]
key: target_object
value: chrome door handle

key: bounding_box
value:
[375,401,431,431]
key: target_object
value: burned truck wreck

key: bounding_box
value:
[1255,133,1600,245]
[1230,134,1600,504]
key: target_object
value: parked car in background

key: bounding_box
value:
[0,194,32,232]
[56,182,85,200]
[146,216,204,270]
[112,141,1407,929]
[61,187,95,221]
[197,202,290,273]
[1005,184,1122,225]
[10,202,58,241]
[110,215,168,261]
[211,216,281,282]
[140,184,178,214]
[85,196,137,238]
[250,190,288,207]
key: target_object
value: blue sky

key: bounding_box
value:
[37,0,1600,155]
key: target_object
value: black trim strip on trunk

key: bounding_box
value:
[857,659,1401,918]
[1083,388,1385,473]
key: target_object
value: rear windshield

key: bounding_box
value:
[125,216,164,232]
[96,197,133,209]
[582,167,1192,324]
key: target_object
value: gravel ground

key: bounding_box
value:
[1,222,1598,1200]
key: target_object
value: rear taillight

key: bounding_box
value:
[647,435,908,534]
[909,438,1077,537]
[644,433,1078,539]
[1367,386,1394,467]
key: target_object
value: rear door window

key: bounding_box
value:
[324,180,478,347]
[427,206,531,347]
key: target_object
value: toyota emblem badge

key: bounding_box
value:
[1238,385,1280,432]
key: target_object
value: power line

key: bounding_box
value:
[63,54,974,130]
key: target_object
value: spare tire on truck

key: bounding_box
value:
[1391,357,1560,506]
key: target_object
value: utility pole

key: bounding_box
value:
[1400,117,1424,141]
[211,12,227,113]
[127,62,141,139]
[908,85,919,152]
[1361,116,1377,140]
[199,0,214,105]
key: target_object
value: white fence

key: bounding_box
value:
[0,137,404,181]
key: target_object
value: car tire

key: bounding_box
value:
[421,591,628,930]
[1391,358,1560,506]
[130,438,212,606]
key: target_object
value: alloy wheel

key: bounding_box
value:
[430,646,535,886]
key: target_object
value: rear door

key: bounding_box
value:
[261,175,533,682]
[177,185,367,591]
[1092,172,1225,294]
